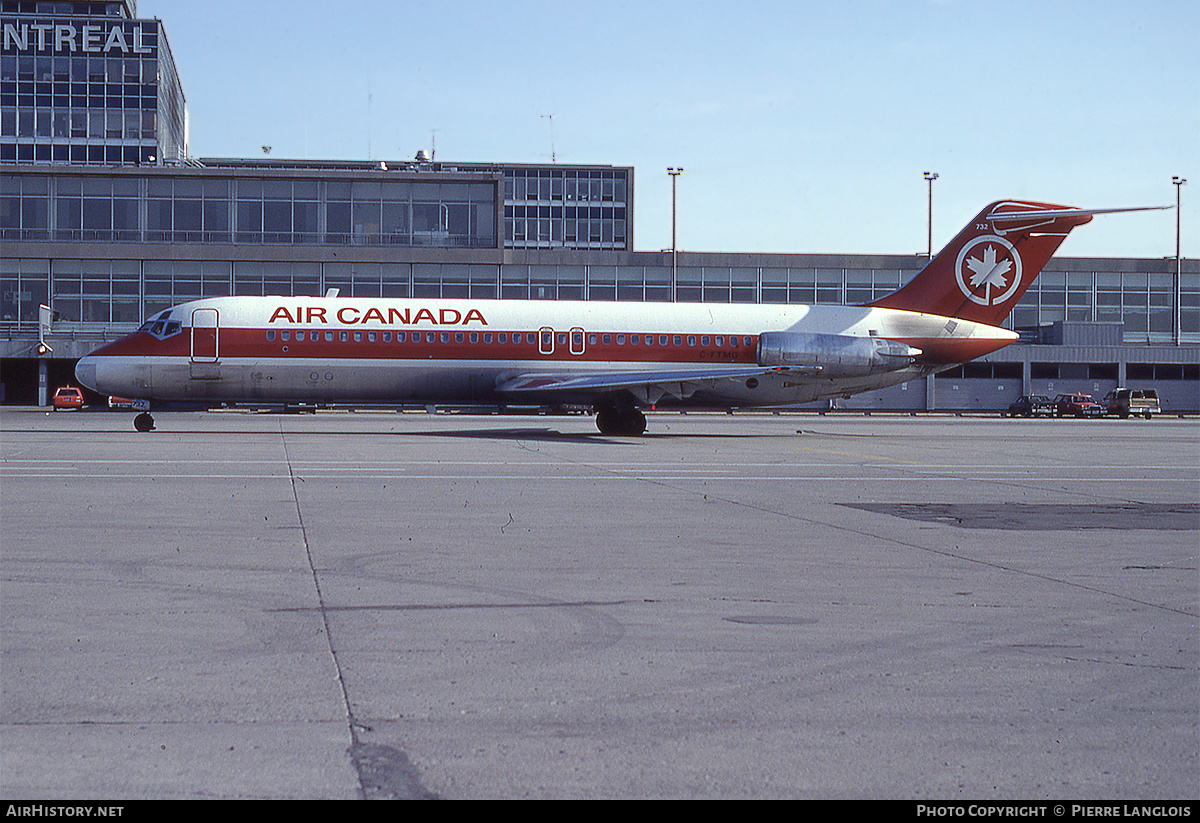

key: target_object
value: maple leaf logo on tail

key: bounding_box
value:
[966,245,1013,294]
[955,235,1023,306]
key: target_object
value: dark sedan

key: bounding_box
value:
[1005,395,1054,417]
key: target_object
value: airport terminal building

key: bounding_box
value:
[3,1,1197,411]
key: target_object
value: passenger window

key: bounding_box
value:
[497,332,507,343]
[267,330,276,341]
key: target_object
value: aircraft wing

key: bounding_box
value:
[497,365,810,406]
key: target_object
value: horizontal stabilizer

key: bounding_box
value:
[989,204,1171,229]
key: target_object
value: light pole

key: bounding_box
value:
[924,171,939,258]
[1173,176,1187,346]
[668,167,683,301]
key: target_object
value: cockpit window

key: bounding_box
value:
[138,314,184,340]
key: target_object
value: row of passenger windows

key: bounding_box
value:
[264,328,756,348]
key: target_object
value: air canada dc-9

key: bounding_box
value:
[75,201,1159,435]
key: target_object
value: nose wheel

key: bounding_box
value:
[133,412,155,432]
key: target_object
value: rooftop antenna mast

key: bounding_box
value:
[542,114,556,163]
[366,64,373,160]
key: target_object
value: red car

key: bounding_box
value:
[1053,392,1103,418]
[52,386,84,410]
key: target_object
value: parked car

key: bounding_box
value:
[1101,388,1160,419]
[1005,395,1055,417]
[1053,392,1103,418]
[52,386,84,410]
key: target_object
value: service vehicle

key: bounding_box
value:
[1005,395,1055,417]
[1053,392,1103,418]
[52,386,84,410]
[1101,388,1160,419]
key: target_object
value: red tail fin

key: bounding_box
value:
[868,201,1093,326]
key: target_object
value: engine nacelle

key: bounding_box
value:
[757,331,921,376]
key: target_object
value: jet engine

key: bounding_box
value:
[757,331,921,376]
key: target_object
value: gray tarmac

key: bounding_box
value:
[1,407,1196,799]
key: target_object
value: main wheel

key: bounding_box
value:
[133,412,155,432]
[595,405,646,436]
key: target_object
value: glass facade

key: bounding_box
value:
[0,169,500,247]
[1013,266,1196,344]
[1,1,186,165]
[503,167,629,250]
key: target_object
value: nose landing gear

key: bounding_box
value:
[133,412,155,432]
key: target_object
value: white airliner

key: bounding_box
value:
[74,200,1158,434]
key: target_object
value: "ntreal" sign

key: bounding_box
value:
[1,20,157,56]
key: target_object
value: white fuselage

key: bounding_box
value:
[76,295,1017,409]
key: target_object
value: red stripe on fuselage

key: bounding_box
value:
[93,328,766,364]
[86,328,1013,367]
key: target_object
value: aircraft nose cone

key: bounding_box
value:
[75,356,98,392]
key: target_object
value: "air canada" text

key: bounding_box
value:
[268,306,488,326]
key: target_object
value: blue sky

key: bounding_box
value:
[141,0,1196,258]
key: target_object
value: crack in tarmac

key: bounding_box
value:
[280,424,440,800]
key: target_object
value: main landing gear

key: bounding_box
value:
[133,412,155,432]
[594,400,647,436]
